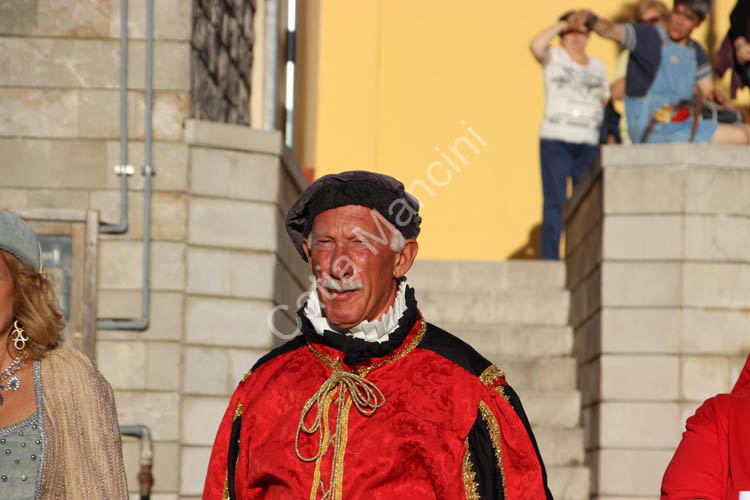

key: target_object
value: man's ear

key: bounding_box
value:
[302,238,315,272]
[393,239,418,279]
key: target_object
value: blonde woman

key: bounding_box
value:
[0,210,127,499]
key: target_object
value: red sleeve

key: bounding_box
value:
[203,387,244,500]
[661,397,727,500]
[484,379,549,499]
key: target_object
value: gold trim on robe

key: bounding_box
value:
[479,365,511,403]
[462,437,481,500]
[479,400,507,497]
[300,315,428,499]
[222,402,244,500]
[479,365,505,386]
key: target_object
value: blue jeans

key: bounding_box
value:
[540,139,599,260]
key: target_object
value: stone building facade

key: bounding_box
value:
[0,1,304,498]
[565,144,750,500]
[3,1,749,500]
[191,0,256,124]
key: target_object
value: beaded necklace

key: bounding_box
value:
[0,356,25,405]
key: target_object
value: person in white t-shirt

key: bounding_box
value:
[530,12,610,259]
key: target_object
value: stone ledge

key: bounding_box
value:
[185,119,282,154]
[602,143,750,168]
[184,119,308,193]
[409,259,567,291]
[566,144,750,222]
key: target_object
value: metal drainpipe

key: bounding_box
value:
[101,0,132,234]
[283,0,296,148]
[264,0,280,130]
[97,0,154,331]
[120,424,154,500]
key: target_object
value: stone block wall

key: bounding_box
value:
[564,144,750,500]
[0,1,301,498]
[180,120,308,496]
[1,117,307,499]
[0,3,191,496]
[191,0,256,125]
[0,0,192,142]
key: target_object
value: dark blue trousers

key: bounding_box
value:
[540,139,599,260]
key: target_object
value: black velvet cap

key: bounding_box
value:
[285,170,421,261]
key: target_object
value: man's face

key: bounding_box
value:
[303,205,403,331]
[668,3,702,42]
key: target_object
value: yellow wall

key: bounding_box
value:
[310,0,747,261]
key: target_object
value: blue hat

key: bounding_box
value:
[0,210,41,271]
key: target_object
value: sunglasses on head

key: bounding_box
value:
[639,16,662,25]
[562,28,588,36]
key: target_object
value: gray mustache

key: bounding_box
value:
[317,276,363,292]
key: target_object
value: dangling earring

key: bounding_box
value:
[11,320,28,351]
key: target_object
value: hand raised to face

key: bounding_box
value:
[567,10,591,32]
[737,43,750,65]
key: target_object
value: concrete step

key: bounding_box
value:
[410,259,588,499]
[521,390,581,428]
[418,288,570,326]
[491,356,576,392]
[547,465,590,500]
[436,322,573,358]
[409,259,566,292]
[534,427,585,467]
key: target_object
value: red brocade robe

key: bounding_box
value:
[203,315,552,500]
[661,354,750,500]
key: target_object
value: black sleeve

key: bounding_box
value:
[729,0,750,43]
[227,410,243,500]
[503,385,554,500]
[465,408,506,499]
[465,388,554,500]
[622,23,663,97]
[690,41,712,81]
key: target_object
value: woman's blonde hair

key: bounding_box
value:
[2,250,64,359]
[637,0,669,21]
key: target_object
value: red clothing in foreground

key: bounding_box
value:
[661,354,750,500]
[203,317,551,499]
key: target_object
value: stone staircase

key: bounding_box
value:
[408,260,588,500]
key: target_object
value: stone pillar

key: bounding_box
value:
[0,0,305,496]
[0,1,193,496]
[565,144,750,500]
[179,119,309,496]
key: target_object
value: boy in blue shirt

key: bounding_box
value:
[569,0,750,144]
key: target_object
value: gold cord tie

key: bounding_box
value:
[296,369,385,499]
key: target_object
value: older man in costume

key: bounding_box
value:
[203,171,552,500]
[661,352,750,500]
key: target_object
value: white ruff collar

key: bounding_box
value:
[303,280,408,343]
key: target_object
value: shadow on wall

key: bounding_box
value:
[508,224,542,259]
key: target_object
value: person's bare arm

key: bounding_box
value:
[568,10,625,44]
[736,37,750,65]
[610,78,625,101]
[695,75,727,104]
[529,21,568,64]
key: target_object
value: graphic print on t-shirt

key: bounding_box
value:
[540,47,610,145]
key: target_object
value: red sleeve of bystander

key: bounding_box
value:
[661,397,728,500]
